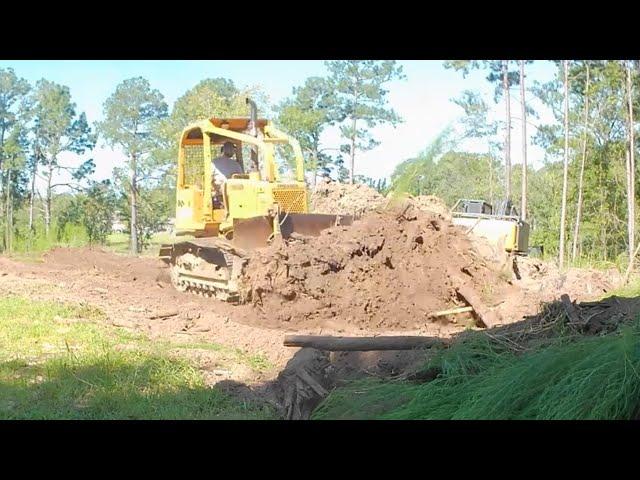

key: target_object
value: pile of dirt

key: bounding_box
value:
[238,202,523,332]
[405,195,451,221]
[310,181,385,216]
[513,255,621,302]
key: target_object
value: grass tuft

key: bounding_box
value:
[314,322,640,420]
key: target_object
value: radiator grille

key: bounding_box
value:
[272,188,307,213]
[183,144,204,187]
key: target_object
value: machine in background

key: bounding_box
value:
[451,198,530,255]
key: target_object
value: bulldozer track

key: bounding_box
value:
[167,244,243,303]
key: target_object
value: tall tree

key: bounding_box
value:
[0,68,30,179]
[533,61,627,261]
[444,60,521,201]
[2,125,28,251]
[625,60,636,268]
[0,68,30,245]
[571,62,591,262]
[559,60,570,270]
[452,90,499,204]
[325,60,404,184]
[98,77,168,254]
[520,60,528,220]
[276,77,337,184]
[502,60,512,200]
[31,79,96,233]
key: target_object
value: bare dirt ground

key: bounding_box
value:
[0,192,624,418]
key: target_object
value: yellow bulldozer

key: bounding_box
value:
[159,99,352,301]
[450,198,530,255]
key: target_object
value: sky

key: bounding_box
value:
[0,60,559,188]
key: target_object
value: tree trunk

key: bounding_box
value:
[520,60,528,220]
[0,126,5,180]
[488,153,493,204]
[29,155,38,231]
[349,117,357,184]
[559,60,570,270]
[503,60,512,200]
[5,169,12,252]
[571,63,590,263]
[130,153,139,254]
[626,60,636,271]
[0,126,5,248]
[312,150,318,186]
[44,161,53,235]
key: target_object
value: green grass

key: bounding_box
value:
[106,232,180,256]
[313,324,640,420]
[0,296,274,419]
[314,279,640,420]
[4,231,184,263]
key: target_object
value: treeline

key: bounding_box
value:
[392,60,640,269]
[0,61,404,255]
[3,60,637,267]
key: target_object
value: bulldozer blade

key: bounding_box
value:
[232,213,353,250]
[279,213,353,238]
[233,216,276,250]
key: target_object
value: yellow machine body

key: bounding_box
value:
[174,117,308,238]
[450,199,530,255]
[161,105,351,302]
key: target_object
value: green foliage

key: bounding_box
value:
[31,79,96,179]
[98,77,168,157]
[98,77,169,254]
[276,77,337,180]
[531,60,633,262]
[389,127,505,206]
[115,182,171,252]
[57,181,116,245]
[325,60,405,181]
[444,60,522,102]
[315,323,640,420]
[354,175,389,194]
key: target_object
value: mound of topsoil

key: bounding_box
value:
[411,195,451,221]
[310,182,385,216]
[238,202,520,331]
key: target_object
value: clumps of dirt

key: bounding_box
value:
[309,182,453,221]
[404,194,451,221]
[513,255,621,302]
[310,181,386,216]
[238,202,520,332]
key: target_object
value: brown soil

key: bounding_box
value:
[0,191,625,419]
[310,181,385,216]
[239,202,526,333]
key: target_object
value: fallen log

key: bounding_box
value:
[456,286,501,328]
[283,335,446,351]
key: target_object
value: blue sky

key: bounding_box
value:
[0,60,559,187]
